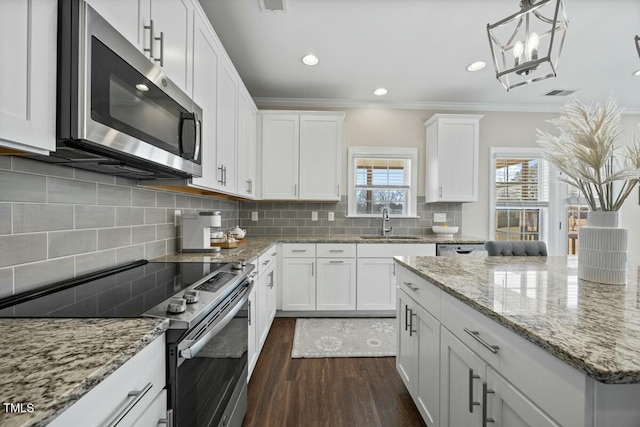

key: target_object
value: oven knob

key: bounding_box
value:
[183,290,199,304]
[167,298,187,314]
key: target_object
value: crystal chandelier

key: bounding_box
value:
[487,0,569,91]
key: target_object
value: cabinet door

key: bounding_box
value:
[356,258,396,310]
[247,282,258,380]
[86,0,149,53]
[0,0,57,154]
[316,258,356,310]
[281,258,315,310]
[150,0,192,94]
[261,114,300,200]
[396,289,417,392]
[216,62,238,193]
[257,266,271,351]
[190,13,218,191]
[485,366,561,427]
[237,91,257,198]
[299,115,341,201]
[246,106,258,198]
[414,304,440,427]
[438,119,478,201]
[440,327,484,427]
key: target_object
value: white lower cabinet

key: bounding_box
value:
[50,335,168,427]
[258,255,277,350]
[357,258,396,310]
[397,288,440,427]
[281,257,316,311]
[247,262,258,379]
[396,263,573,427]
[316,258,356,310]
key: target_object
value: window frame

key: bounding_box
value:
[347,147,418,218]
[489,147,550,243]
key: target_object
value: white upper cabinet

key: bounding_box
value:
[236,89,258,198]
[189,8,218,191]
[0,0,57,154]
[260,111,345,201]
[299,115,343,200]
[215,61,239,193]
[87,0,193,94]
[424,114,483,203]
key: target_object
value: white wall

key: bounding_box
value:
[259,105,640,259]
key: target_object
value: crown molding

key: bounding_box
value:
[253,97,640,115]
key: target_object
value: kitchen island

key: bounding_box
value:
[394,255,640,427]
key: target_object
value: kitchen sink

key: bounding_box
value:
[360,235,423,240]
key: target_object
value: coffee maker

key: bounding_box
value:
[181,211,221,252]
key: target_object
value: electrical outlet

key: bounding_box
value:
[434,213,447,222]
[251,212,259,221]
[311,211,318,221]
[328,212,335,221]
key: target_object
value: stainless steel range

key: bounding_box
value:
[0,260,254,427]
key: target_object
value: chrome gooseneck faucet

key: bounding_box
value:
[381,206,393,236]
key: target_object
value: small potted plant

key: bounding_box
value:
[537,97,640,284]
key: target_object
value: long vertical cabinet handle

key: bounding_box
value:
[294,184,297,197]
[404,304,410,331]
[247,300,252,325]
[393,262,396,276]
[336,184,340,197]
[154,31,164,66]
[311,261,314,276]
[158,409,174,427]
[468,369,481,412]
[143,20,155,58]
[408,309,417,337]
[482,382,495,427]
[268,271,274,288]
[218,165,224,185]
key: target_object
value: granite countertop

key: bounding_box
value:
[0,318,169,427]
[394,255,640,384]
[153,234,485,264]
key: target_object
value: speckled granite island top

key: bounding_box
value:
[153,234,484,263]
[394,255,640,384]
[0,318,169,427]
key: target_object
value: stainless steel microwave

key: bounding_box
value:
[43,0,202,179]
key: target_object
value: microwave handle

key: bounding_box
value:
[193,113,201,162]
[179,112,198,160]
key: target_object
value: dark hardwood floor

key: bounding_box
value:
[243,318,425,427]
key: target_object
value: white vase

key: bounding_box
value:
[577,211,627,285]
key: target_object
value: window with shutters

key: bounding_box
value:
[491,149,549,241]
[347,147,418,217]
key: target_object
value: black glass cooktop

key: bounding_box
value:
[0,261,227,318]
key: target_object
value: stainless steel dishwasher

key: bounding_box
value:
[436,243,487,257]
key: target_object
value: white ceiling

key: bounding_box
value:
[199,0,640,113]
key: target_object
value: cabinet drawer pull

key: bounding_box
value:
[403,282,419,292]
[329,249,344,253]
[329,260,344,264]
[262,260,269,266]
[468,368,481,413]
[158,409,174,427]
[482,382,495,427]
[291,249,307,253]
[271,252,277,257]
[464,328,500,354]
[106,382,153,427]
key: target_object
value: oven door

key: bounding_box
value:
[75,4,202,176]
[169,281,251,427]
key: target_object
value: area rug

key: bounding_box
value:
[291,318,396,358]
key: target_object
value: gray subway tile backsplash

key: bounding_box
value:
[239,196,462,237]
[0,170,47,202]
[49,230,97,258]
[0,156,239,299]
[13,204,73,233]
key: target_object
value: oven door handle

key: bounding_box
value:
[179,288,250,360]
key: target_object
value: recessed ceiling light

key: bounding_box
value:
[302,54,319,66]
[374,88,388,96]
[135,83,150,92]
[633,69,640,76]
[466,61,486,72]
